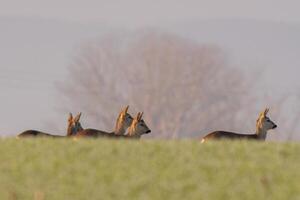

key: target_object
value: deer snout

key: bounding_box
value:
[273,124,277,129]
[146,130,151,134]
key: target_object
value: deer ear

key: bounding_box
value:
[259,109,265,118]
[124,105,129,113]
[135,112,141,120]
[264,108,269,116]
[68,113,73,122]
[75,112,82,122]
[139,112,144,121]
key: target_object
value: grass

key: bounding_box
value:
[0,138,299,200]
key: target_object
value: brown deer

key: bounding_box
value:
[75,105,133,138]
[201,108,277,143]
[17,112,83,138]
[126,112,151,139]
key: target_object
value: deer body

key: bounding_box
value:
[202,131,263,141]
[201,108,277,143]
[17,130,64,138]
[17,113,83,138]
[75,106,133,138]
[75,129,128,138]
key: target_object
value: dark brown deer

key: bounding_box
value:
[201,108,277,143]
[17,113,83,138]
[75,105,133,138]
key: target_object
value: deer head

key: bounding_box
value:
[67,112,84,136]
[256,108,277,138]
[127,112,151,138]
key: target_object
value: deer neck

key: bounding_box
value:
[114,126,126,135]
[255,125,268,140]
[127,126,140,138]
[67,125,73,136]
[114,119,126,135]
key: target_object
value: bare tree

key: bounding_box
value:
[57,31,255,138]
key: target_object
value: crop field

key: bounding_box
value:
[0,138,299,200]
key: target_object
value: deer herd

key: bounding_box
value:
[17,106,151,140]
[16,106,277,142]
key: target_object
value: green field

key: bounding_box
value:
[0,138,299,200]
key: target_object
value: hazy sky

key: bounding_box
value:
[1,0,300,25]
[0,0,299,138]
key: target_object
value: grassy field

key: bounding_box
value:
[0,138,299,200]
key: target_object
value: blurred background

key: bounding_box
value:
[0,0,300,140]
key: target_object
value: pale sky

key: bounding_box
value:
[1,0,300,25]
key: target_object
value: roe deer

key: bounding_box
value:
[201,108,277,143]
[75,105,133,138]
[126,112,151,139]
[17,112,83,138]
[67,112,84,136]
